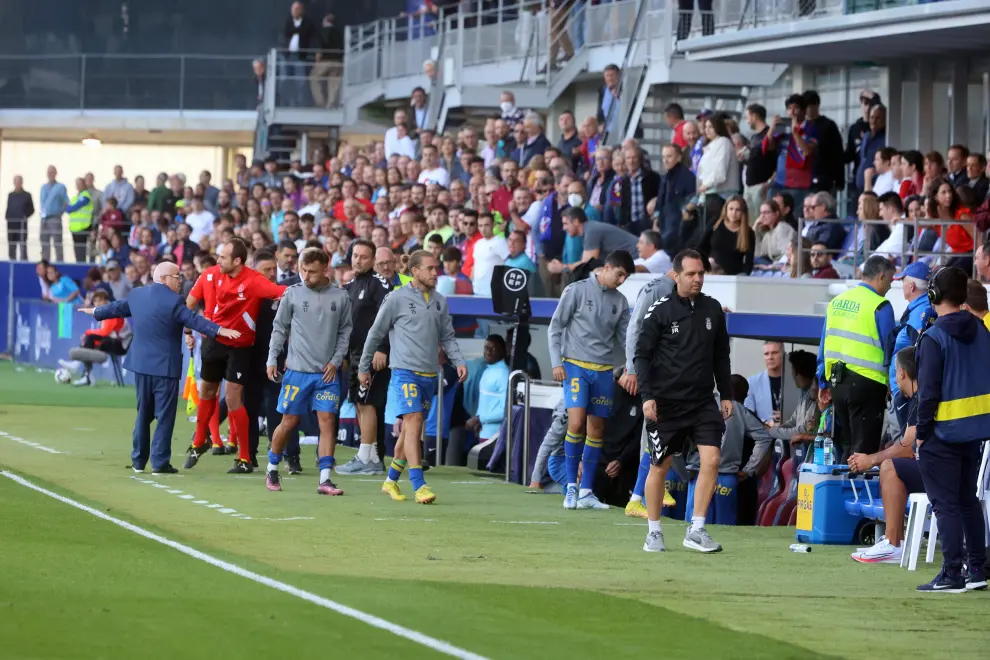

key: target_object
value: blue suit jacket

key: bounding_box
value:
[744,370,774,424]
[94,282,220,379]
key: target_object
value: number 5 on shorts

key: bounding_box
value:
[570,378,580,393]
[402,383,419,399]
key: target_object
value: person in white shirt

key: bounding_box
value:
[183,197,215,244]
[416,144,450,187]
[384,108,413,158]
[865,146,898,197]
[697,115,741,198]
[388,123,417,160]
[471,212,509,297]
[634,230,672,274]
[870,192,909,265]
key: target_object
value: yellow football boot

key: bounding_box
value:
[414,485,437,504]
[624,499,648,518]
[663,488,676,507]
[382,480,407,501]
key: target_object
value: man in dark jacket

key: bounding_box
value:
[655,145,695,254]
[82,262,235,473]
[616,146,661,236]
[283,1,319,106]
[634,249,733,554]
[804,91,845,194]
[844,90,881,215]
[6,175,35,260]
[913,266,988,593]
[309,13,343,108]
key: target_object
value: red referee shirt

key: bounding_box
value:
[212,267,286,348]
[189,265,222,321]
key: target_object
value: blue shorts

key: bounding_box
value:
[685,474,739,526]
[388,369,438,417]
[562,362,614,418]
[277,370,341,416]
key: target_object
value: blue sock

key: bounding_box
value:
[564,432,584,486]
[268,450,282,466]
[408,466,426,490]
[388,458,407,482]
[579,437,603,491]
[632,451,650,499]
[318,455,335,471]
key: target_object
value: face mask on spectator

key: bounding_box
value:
[567,193,583,208]
[500,102,513,114]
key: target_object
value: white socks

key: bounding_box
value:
[629,494,643,503]
[567,482,577,491]
[579,488,593,498]
[648,519,662,533]
[691,516,706,533]
[320,468,332,482]
[267,463,278,474]
[357,443,380,463]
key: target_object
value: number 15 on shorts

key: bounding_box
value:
[402,383,418,400]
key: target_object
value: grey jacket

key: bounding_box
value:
[532,397,567,484]
[359,283,465,374]
[768,387,820,441]
[267,281,352,372]
[625,275,674,375]
[548,272,631,369]
[686,404,772,476]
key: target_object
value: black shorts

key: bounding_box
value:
[348,362,389,408]
[646,400,725,466]
[891,457,926,494]
[200,336,253,385]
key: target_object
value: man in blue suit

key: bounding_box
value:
[81,262,239,474]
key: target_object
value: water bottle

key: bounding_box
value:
[789,543,812,553]
[814,435,825,465]
[823,438,834,466]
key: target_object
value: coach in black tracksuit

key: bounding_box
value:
[634,249,733,553]
[337,239,393,473]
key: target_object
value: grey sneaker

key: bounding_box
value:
[683,526,723,553]
[576,492,610,510]
[643,529,666,553]
[335,456,384,475]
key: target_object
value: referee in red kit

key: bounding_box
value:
[184,238,285,474]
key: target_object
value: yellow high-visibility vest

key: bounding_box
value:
[68,192,93,232]
[823,285,888,385]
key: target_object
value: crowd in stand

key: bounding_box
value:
[8,73,990,302]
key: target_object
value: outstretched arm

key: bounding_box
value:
[173,302,220,338]
[92,300,132,320]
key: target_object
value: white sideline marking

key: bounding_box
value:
[1,471,488,660]
[1,432,64,454]
[491,520,559,525]
[374,518,437,522]
[450,481,496,485]
[257,517,316,522]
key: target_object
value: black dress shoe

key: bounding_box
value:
[287,456,303,475]
[250,456,259,469]
[151,464,179,475]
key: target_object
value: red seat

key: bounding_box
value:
[755,440,786,518]
[774,459,802,526]
[758,458,793,527]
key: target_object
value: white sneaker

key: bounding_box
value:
[59,359,82,378]
[72,375,92,387]
[562,485,578,510]
[576,492,610,510]
[643,529,666,552]
[851,536,902,564]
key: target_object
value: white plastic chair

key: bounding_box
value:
[901,493,939,571]
[902,441,990,570]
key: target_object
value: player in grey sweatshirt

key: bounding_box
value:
[358,251,467,504]
[264,248,352,495]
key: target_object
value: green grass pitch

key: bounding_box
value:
[0,361,987,659]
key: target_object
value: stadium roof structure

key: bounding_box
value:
[679,0,990,65]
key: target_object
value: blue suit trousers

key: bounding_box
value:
[133,373,180,469]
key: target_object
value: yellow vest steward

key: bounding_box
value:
[823,285,887,385]
[68,192,93,232]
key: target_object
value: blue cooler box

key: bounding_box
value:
[795,463,879,545]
